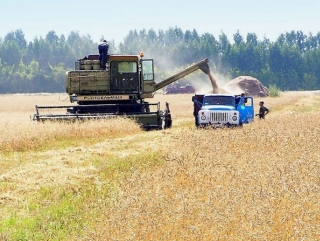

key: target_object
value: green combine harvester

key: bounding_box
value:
[33,52,210,130]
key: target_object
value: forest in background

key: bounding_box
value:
[0,27,320,93]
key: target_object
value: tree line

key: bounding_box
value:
[0,27,320,93]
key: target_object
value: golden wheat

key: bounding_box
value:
[0,91,320,240]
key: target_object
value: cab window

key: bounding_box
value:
[142,59,154,81]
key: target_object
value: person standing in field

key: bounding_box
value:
[98,40,109,70]
[256,101,269,119]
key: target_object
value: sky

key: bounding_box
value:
[1,0,319,44]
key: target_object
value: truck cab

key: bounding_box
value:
[192,93,254,127]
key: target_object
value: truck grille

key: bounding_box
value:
[210,112,228,122]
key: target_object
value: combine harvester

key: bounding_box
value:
[33,52,210,130]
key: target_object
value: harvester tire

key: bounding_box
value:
[162,115,172,129]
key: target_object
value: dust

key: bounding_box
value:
[208,72,219,92]
[195,70,269,96]
[196,62,228,94]
[199,70,229,94]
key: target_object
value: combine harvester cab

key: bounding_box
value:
[192,93,254,127]
[33,52,210,130]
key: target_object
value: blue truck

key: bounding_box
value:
[192,93,255,127]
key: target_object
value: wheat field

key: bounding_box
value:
[0,91,320,240]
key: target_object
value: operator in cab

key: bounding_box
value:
[98,40,109,70]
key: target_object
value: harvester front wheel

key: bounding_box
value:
[160,102,172,129]
[161,114,172,129]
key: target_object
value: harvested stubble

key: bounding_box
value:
[0,91,320,240]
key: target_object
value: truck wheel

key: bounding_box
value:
[195,116,200,127]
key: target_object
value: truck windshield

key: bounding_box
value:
[204,96,234,106]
